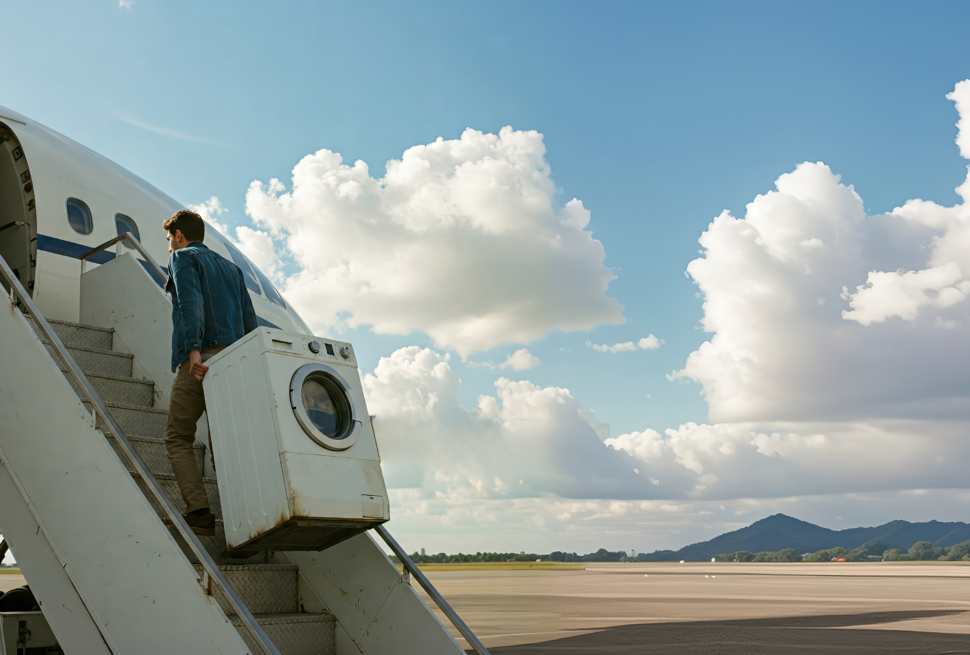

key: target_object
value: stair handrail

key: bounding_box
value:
[0,254,281,655]
[79,232,167,286]
[374,525,492,655]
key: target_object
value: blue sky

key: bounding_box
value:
[7,1,970,553]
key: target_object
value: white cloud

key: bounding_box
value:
[245,127,624,356]
[606,419,970,499]
[842,263,970,325]
[611,80,970,505]
[119,0,132,8]
[470,348,541,371]
[189,196,285,282]
[363,346,651,500]
[188,196,230,234]
[587,334,663,353]
[671,147,970,424]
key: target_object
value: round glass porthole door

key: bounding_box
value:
[290,363,359,450]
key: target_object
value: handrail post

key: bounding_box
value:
[0,253,279,655]
[374,525,491,655]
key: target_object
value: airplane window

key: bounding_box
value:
[66,198,93,235]
[223,242,262,295]
[252,263,286,308]
[115,214,140,247]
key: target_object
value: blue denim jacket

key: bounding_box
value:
[166,242,259,372]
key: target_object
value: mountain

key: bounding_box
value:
[639,514,970,561]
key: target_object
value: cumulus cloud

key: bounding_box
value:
[671,146,970,424]
[189,196,285,282]
[470,348,541,371]
[363,346,653,499]
[606,419,970,499]
[245,126,624,356]
[587,335,663,353]
[188,196,225,227]
[592,80,970,504]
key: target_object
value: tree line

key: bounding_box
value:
[713,540,970,562]
[396,548,631,564]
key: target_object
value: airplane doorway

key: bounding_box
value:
[0,121,36,298]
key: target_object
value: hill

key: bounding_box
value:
[639,514,970,561]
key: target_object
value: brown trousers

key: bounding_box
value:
[164,347,225,515]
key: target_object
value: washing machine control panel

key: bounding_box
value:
[255,329,356,366]
[298,337,354,364]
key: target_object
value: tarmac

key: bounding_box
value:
[409,562,970,654]
[4,563,970,652]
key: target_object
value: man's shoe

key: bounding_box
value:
[184,509,216,536]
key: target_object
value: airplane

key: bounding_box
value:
[0,104,487,655]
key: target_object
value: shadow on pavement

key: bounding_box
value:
[473,609,970,654]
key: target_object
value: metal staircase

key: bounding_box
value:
[30,315,336,655]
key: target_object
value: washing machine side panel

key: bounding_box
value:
[205,336,290,549]
[281,452,390,521]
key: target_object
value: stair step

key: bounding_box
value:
[44,342,133,378]
[106,434,204,477]
[164,519,268,565]
[66,370,156,407]
[92,401,167,437]
[29,316,114,350]
[131,471,223,517]
[194,564,300,615]
[230,613,336,655]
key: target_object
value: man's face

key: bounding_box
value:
[166,229,184,253]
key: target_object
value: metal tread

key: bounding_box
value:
[228,613,334,626]
[68,370,153,386]
[108,434,201,449]
[195,563,298,572]
[44,318,114,333]
[102,400,167,415]
[41,339,133,359]
[132,471,217,484]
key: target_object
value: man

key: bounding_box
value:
[163,210,258,537]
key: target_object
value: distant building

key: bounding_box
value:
[421,548,425,556]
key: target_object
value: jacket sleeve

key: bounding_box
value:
[171,251,205,352]
[240,272,259,334]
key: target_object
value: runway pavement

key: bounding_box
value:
[407,562,970,653]
[4,563,969,652]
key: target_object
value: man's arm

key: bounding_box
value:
[171,250,206,358]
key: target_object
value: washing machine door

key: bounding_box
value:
[290,363,360,451]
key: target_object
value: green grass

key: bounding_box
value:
[395,561,585,572]
[0,569,22,574]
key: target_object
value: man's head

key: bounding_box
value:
[163,210,205,253]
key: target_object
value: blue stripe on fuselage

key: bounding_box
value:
[256,315,280,329]
[38,234,281,328]
[37,234,118,265]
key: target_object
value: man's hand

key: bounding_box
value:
[188,350,209,382]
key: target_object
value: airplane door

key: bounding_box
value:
[0,122,36,298]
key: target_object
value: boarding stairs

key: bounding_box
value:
[0,237,489,655]
[29,315,333,653]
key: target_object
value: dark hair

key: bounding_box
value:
[163,210,205,242]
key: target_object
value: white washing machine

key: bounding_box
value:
[203,328,390,551]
